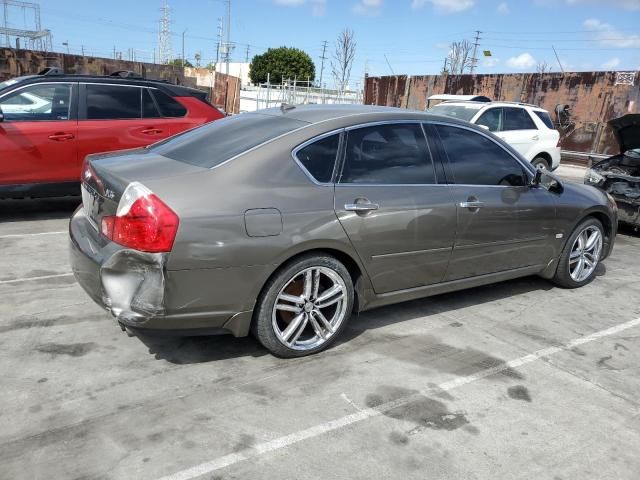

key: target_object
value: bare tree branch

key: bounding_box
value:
[536,61,551,74]
[331,28,356,93]
[446,40,473,75]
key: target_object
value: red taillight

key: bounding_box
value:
[101,193,179,253]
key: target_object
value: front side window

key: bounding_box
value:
[503,107,537,131]
[295,134,340,183]
[476,108,502,132]
[86,84,141,120]
[0,83,72,121]
[436,124,528,187]
[339,123,435,184]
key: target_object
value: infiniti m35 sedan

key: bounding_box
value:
[70,105,617,357]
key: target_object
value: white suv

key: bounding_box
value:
[428,100,561,170]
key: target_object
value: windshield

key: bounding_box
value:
[151,112,307,168]
[428,103,483,122]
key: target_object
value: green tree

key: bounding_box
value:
[168,58,193,68]
[249,47,315,84]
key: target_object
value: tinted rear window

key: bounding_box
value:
[534,110,555,129]
[151,113,306,168]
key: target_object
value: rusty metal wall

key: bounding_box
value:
[0,48,241,114]
[364,72,640,158]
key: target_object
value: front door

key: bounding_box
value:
[433,123,556,281]
[0,82,78,185]
[334,122,456,294]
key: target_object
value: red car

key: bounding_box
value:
[0,69,224,198]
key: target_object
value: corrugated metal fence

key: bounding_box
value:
[364,71,639,159]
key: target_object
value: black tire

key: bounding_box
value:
[532,157,550,170]
[252,254,354,358]
[552,217,604,289]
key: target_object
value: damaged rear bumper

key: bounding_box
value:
[68,207,254,336]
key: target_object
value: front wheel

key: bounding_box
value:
[552,218,604,288]
[252,254,354,357]
[532,157,550,170]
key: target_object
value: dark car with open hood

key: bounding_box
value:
[585,114,640,227]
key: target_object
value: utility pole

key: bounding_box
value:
[245,44,250,63]
[182,29,187,67]
[470,30,481,74]
[318,40,328,88]
[158,0,172,64]
[552,45,565,73]
[384,54,395,75]
[215,16,223,67]
[225,0,231,75]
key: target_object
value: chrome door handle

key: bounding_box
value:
[532,135,539,141]
[459,201,484,209]
[345,203,379,212]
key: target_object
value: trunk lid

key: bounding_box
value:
[608,114,640,154]
[81,148,206,230]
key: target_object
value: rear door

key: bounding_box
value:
[498,107,540,159]
[333,122,456,294]
[77,83,174,162]
[432,123,556,281]
[0,82,78,185]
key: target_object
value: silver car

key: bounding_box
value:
[69,105,617,357]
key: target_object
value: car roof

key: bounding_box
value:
[1,72,205,98]
[432,100,547,111]
[256,104,443,124]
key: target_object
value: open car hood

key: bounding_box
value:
[608,114,640,154]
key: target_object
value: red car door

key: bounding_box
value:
[0,82,78,185]
[77,83,174,163]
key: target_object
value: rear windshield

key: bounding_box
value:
[151,113,307,168]
[428,103,483,122]
[534,110,555,129]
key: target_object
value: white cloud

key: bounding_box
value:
[496,2,509,14]
[353,0,382,15]
[411,0,475,13]
[601,57,620,69]
[483,57,500,68]
[273,0,326,16]
[584,18,640,48]
[566,0,640,9]
[506,53,537,69]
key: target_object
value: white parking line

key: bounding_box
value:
[0,231,66,239]
[0,273,74,284]
[155,316,640,480]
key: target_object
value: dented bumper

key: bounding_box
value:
[69,207,254,336]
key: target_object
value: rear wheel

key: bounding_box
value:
[532,157,550,170]
[253,254,354,357]
[552,218,604,288]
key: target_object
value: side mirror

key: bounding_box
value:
[532,168,563,193]
[477,124,490,131]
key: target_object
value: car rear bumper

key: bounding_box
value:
[69,206,256,336]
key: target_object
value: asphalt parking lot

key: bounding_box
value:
[2,169,640,480]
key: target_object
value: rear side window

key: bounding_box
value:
[152,90,187,117]
[339,123,435,184]
[436,124,527,187]
[86,84,141,120]
[151,113,306,168]
[142,89,161,118]
[503,107,537,131]
[534,110,555,129]
[295,134,340,183]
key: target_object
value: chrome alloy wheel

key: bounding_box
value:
[569,225,603,282]
[272,266,349,351]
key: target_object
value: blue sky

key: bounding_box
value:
[10,0,640,87]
